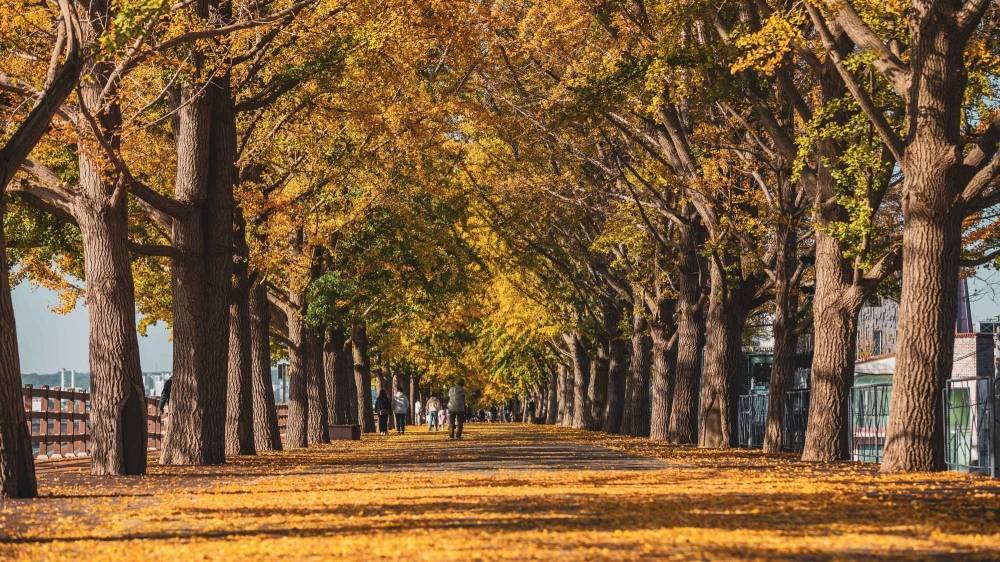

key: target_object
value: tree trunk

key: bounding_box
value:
[881,18,968,472]
[160,66,234,465]
[590,297,620,429]
[559,362,574,427]
[306,332,329,445]
[409,374,418,425]
[649,307,677,442]
[0,190,36,498]
[668,224,704,444]
[325,326,354,425]
[883,198,961,472]
[352,323,375,433]
[803,227,871,461]
[545,365,559,425]
[249,281,280,451]
[70,8,148,475]
[698,263,746,449]
[284,310,309,449]
[764,223,799,453]
[224,236,255,456]
[76,207,148,474]
[621,306,652,437]
[565,332,592,429]
[0,0,83,496]
[603,328,628,434]
[588,339,609,430]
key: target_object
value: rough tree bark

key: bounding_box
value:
[621,304,652,437]
[603,320,628,434]
[764,219,800,453]
[324,326,354,425]
[698,263,748,449]
[587,338,609,429]
[880,8,971,473]
[649,297,678,442]
[0,190,37,498]
[249,281,280,451]
[305,332,329,445]
[160,56,235,466]
[70,0,147,476]
[0,0,82,497]
[668,225,704,444]
[284,308,309,449]
[545,365,559,425]
[352,323,375,433]
[224,253,255,456]
[564,332,592,429]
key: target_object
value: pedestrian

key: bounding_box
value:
[158,376,172,447]
[414,398,423,425]
[158,376,172,414]
[447,379,466,439]
[439,408,447,429]
[375,389,391,436]
[393,388,409,435]
[426,395,441,431]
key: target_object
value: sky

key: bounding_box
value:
[14,283,172,374]
[12,269,1000,374]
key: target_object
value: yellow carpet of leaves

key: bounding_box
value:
[2,424,1000,561]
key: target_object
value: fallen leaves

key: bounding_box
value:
[1,424,998,561]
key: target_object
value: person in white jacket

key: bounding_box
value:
[392,390,410,435]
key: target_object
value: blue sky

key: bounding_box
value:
[14,283,172,373]
[12,269,1000,373]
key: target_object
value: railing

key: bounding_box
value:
[943,377,994,475]
[276,403,288,433]
[737,393,768,449]
[782,388,809,452]
[849,383,892,463]
[23,385,163,460]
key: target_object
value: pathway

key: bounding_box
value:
[2,424,1000,561]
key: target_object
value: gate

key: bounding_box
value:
[849,383,892,463]
[737,393,768,448]
[943,377,995,475]
[782,388,809,452]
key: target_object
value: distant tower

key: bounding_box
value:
[956,277,974,333]
[70,369,76,389]
[60,368,66,389]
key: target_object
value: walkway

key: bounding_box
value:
[2,425,1000,560]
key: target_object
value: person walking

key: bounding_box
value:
[414,399,423,425]
[375,389,391,436]
[393,389,409,435]
[158,376,172,447]
[447,380,466,439]
[426,395,441,431]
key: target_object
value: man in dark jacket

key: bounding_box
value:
[158,377,172,413]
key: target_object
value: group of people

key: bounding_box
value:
[374,380,468,439]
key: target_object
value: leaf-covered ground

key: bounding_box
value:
[2,424,999,561]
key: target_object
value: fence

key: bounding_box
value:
[849,383,892,463]
[782,388,809,452]
[24,385,163,460]
[737,393,768,448]
[943,377,995,475]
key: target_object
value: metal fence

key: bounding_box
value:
[849,383,892,463]
[943,377,994,475]
[782,388,809,452]
[737,393,768,449]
